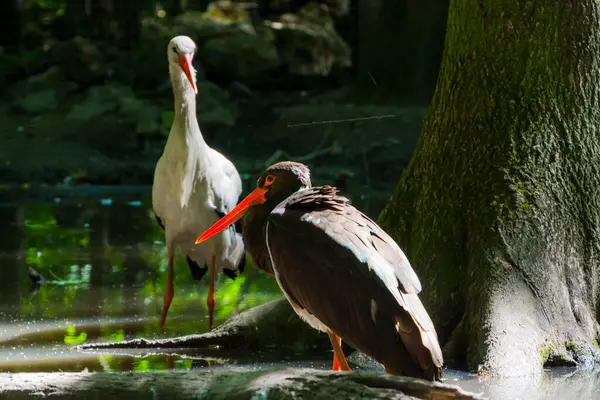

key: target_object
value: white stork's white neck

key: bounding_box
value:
[169,63,210,208]
[169,64,206,147]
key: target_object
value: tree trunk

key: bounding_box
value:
[53,0,89,40]
[113,0,141,50]
[0,206,24,319]
[378,0,600,377]
[0,0,23,52]
[356,0,381,78]
[357,0,449,105]
[165,0,184,17]
[0,369,482,400]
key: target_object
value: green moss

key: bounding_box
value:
[566,341,583,352]
[593,338,599,349]
[565,341,590,356]
[539,343,553,366]
[517,183,531,211]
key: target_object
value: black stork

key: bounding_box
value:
[194,161,444,380]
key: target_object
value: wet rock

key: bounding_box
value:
[9,67,77,114]
[175,11,238,38]
[269,2,351,76]
[174,6,281,83]
[0,49,50,91]
[13,89,57,114]
[51,36,106,84]
[205,0,255,22]
[9,66,65,93]
[198,105,237,131]
[66,84,163,136]
[64,84,162,156]
[66,80,238,147]
[66,85,134,122]
[260,0,350,17]
[112,19,194,91]
[119,96,163,136]
[197,79,232,105]
[174,2,255,37]
[228,80,253,98]
[172,1,350,82]
[202,27,281,82]
[271,103,423,164]
[196,80,239,136]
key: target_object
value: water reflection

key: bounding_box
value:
[1,187,599,400]
[0,186,282,373]
[452,368,600,400]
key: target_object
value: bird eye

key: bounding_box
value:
[264,175,276,186]
[171,47,178,54]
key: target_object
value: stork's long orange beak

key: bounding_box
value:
[179,54,198,95]
[195,187,268,244]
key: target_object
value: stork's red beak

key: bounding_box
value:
[195,187,268,244]
[179,54,198,95]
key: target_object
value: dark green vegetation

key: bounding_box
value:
[379,0,600,376]
[0,0,447,219]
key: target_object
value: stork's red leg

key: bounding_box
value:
[160,246,175,335]
[327,331,351,372]
[207,253,216,330]
[165,354,174,371]
[332,335,342,371]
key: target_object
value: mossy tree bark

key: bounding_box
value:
[379,0,600,376]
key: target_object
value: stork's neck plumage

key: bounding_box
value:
[169,64,207,150]
[169,63,210,208]
[243,205,275,275]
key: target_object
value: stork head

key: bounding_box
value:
[168,35,198,95]
[195,162,312,245]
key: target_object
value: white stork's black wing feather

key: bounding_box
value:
[266,186,443,380]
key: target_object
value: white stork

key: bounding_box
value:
[152,35,246,333]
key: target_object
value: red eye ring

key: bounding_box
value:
[265,175,276,186]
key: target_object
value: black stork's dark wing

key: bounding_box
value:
[266,186,443,380]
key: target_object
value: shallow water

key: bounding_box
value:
[0,185,282,372]
[0,186,599,399]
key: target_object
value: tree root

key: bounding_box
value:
[78,298,329,352]
[0,368,484,400]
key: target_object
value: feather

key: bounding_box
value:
[264,186,443,380]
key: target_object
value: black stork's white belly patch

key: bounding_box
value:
[265,221,330,333]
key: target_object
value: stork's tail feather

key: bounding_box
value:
[154,213,165,230]
[186,257,208,281]
[393,294,444,381]
[236,251,246,273]
[222,268,237,280]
